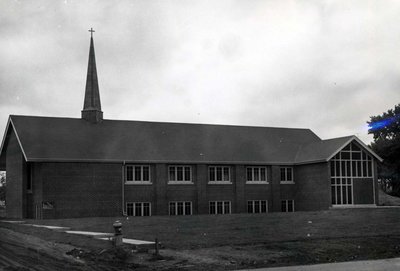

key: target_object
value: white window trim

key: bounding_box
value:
[330,143,374,179]
[209,201,231,214]
[126,202,152,216]
[168,165,193,184]
[125,181,153,185]
[168,181,194,185]
[281,199,295,212]
[208,181,232,185]
[125,165,152,184]
[169,201,193,215]
[246,166,268,184]
[208,166,232,184]
[247,200,268,213]
[246,181,269,184]
[280,181,295,184]
[280,167,294,184]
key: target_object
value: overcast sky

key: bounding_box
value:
[1,0,400,144]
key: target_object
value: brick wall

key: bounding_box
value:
[124,164,278,215]
[40,162,122,218]
[5,129,26,218]
[4,129,381,219]
[31,163,43,219]
[196,164,208,214]
[154,164,168,215]
[295,162,331,211]
[270,166,282,212]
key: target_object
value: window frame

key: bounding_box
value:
[208,166,231,184]
[280,167,294,184]
[125,165,152,185]
[246,166,268,184]
[168,165,193,184]
[330,142,373,179]
[126,202,151,216]
[281,199,295,212]
[169,201,193,215]
[209,201,231,214]
[330,142,374,206]
[247,200,268,213]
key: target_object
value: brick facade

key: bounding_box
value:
[3,132,379,219]
[122,163,330,216]
[295,162,331,211]
[37,162,122,218]
[5,130,27,218]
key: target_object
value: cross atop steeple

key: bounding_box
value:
[82,29,103,123]
[88,28,95,37]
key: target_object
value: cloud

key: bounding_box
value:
[0,0,400,145]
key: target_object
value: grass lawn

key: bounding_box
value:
[2,207,400,269]
[22,207,400,249]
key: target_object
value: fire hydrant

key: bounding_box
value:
[113,220,123,247]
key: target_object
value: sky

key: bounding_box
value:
[1,0,400,144]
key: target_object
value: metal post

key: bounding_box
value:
[155,238,159,255]
[113,220,123,247]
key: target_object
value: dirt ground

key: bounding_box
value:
[1,221,400,271]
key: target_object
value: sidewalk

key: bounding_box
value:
[238,257,400,271]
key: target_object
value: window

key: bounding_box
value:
[209,201,231,214]
[281,200,294,212]
[126,202,151,216]
[209,166,231,183]
[246,167,268,183]
[330,142,373,205]
[126,165,151,183]
[330,142,373,178]
[280,167,294,183]
[247,200,268,213]
[168,166,192,183]
[169,201,192,215]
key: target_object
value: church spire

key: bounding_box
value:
[82,28,103,123]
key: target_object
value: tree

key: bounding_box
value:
[368,104,400,195]
[0,171,5,204]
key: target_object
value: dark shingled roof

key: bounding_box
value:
[0,115,382,168]
[295,136,354,164]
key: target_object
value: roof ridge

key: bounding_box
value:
[9,115,319,131]
[320,135,355,142]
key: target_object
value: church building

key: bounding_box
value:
[0,32,383,219]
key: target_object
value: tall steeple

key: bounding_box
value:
[82,28,103,123]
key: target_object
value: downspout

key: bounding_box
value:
[122,161,126,216]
